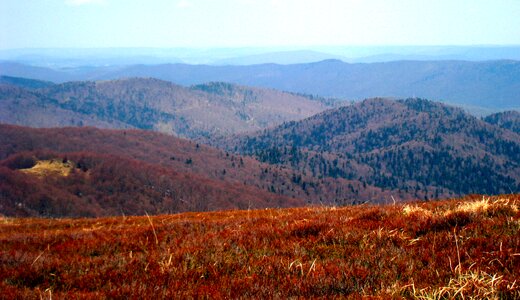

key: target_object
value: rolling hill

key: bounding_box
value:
[0,125,303,217]
[0,78,333,139]
[0,84,132,129]
[1,60,519,110]
[0,151,300,217]
[224,98,520,199]
[0,124,410,217]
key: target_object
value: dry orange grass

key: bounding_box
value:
[1,194,519,298]
[450,196,519,216]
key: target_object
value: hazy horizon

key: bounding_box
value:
[2,45,520,67]
[2,0,520,50]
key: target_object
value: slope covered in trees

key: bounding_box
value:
[0,151,300,217]
[0,78,332,140]
[0,75,54,89]
[225,98,520,199]
[0,84,132,129]
[0,124,407,217]
[484,110,520,134]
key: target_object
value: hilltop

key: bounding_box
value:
[484,110,520,134]
[1,195,518,298]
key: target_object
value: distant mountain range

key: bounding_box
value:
[2,46,520,66]
[223,98,520,198]
[0,77,333,139]
[1,60,519,111]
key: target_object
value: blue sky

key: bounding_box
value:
[1,0,520,49]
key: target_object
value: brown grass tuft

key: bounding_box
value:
[403,204,434,218]
[406,271,515,300]
[449,197,519,217]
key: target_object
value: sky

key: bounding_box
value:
[1,0,520,49]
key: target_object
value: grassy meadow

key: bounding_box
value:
[1,195,519,299]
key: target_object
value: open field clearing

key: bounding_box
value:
[1,195,519,298]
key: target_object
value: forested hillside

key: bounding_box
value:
[0,78,332,140]
[484,110,520,134]
[225,98,520,199]
[0,125,409,217]
[0,151,302,217]
[0,75,54,89]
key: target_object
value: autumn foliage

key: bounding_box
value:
[0,150,300,217]
[1,195,518,298]
[0,124,410,215]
